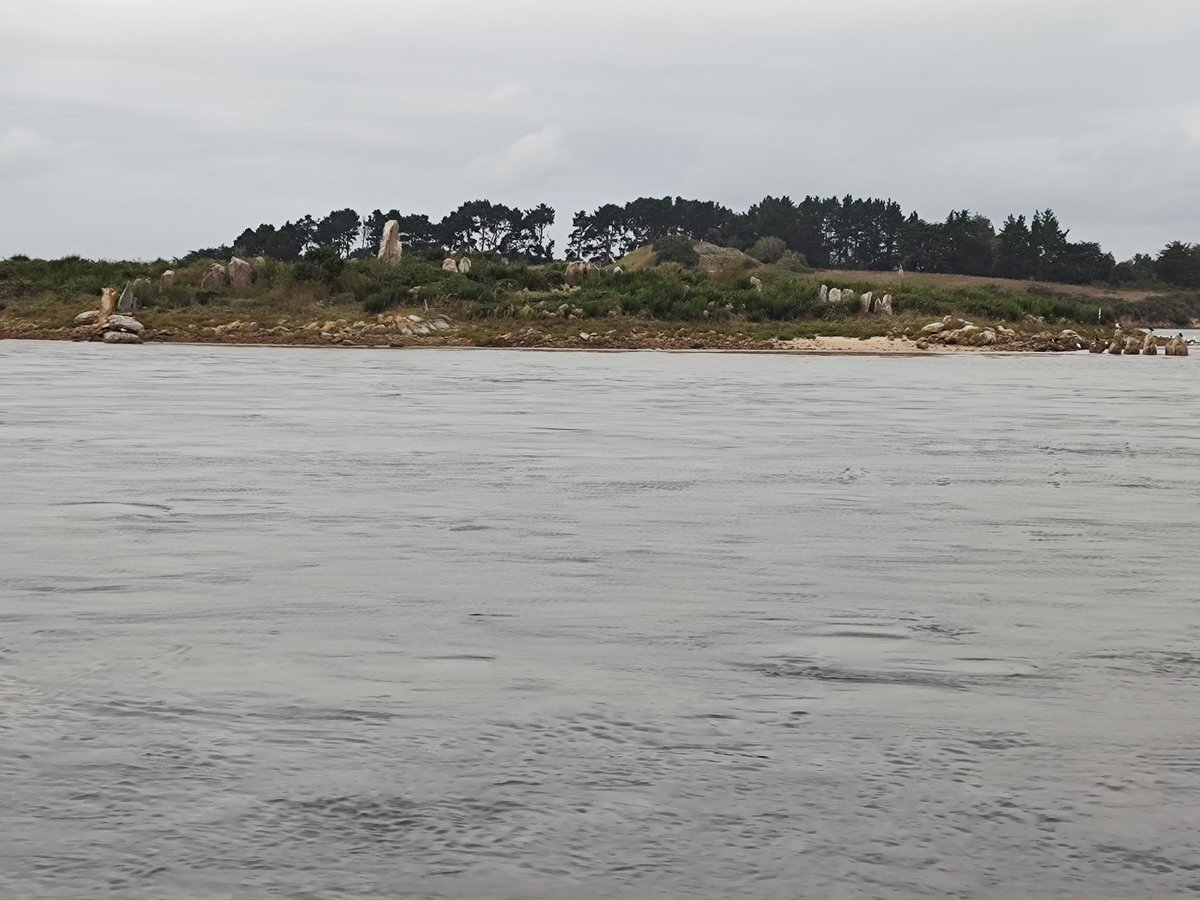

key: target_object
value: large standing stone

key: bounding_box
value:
[860,292,874,313]
[877,294,893,315]
[1124,336,1143,354]
[564,260,598,286]
[828,288,842,304]
[1165,335,1190,356]
[377,220,402,264]
[749,276,763,292]
[228,257,253,289]
[98,287,118,319]
[458,257,472,274]
[116,278,152,312]
[160,270,175,288]
[1107,337,1125,355]
[442,258,459,273]
[818,284,829,303]
[200,263,226,290]
[1142,333,1159,355]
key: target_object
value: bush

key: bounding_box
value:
[748,236,787,264]
[652,235,699,268]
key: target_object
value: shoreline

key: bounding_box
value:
[0,335,1116,358]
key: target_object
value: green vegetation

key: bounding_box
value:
[8,246,1195,345]
[157,193,1198,296]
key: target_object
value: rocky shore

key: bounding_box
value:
[0,292,1192,356]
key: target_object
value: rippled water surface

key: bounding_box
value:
[2,341,1199,899]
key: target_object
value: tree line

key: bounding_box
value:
[186,195,1200,289]
[186,201,558,265]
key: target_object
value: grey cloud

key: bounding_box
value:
[1,0,1197,259]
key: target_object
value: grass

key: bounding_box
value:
[2,249,1196,346]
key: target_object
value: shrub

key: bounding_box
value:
[652,235,699,268]
[748,236,787,264]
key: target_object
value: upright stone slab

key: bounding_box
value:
[861,292,874,313]
[229,257,253,289]
[828,288,842,304]
[819,284,829,303]
[98,287,118,320]
[117,281,136,312]
[200,263,226,290]
[377,220,402,264]
[160,270,175,288]
[877,294,893,315]
[458,257,471,274]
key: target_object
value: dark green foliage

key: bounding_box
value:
[748,237,787,263]
[294,246,345,284]
[652,236,700,268]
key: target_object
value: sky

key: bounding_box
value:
[2,0,1198,261]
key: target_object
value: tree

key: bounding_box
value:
[993,215,1035,279]
[1156,241,1200,287]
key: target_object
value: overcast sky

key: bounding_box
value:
[2,0,1198,261]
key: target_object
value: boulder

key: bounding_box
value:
[818,284,829,303]
[104,315,145,335]
[228,257,254,289]
[160,270,175,288]
[377,220,402,264]
[973,329,997,346]
[1165,335,1189,356]
[200,263,226,290]
[102,330,142,344]
[564,260,598,286]
[458,257,471,274]
[442,258,459,273]
[921,321,947,335]
[1142,334,1158,355]
[612,266,624,275]
[1124,336,1142,355]
[98,287,118,319]
[749,276,763,292]
[74,310,102,325]
[860,292,873,313]
[828,288,842,304]
[1057,330,1084,351]
[1088,339,1107,353]
[1107,337,1125,355]
[877,294,893,316]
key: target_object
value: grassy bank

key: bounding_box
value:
[2,249,1196,349]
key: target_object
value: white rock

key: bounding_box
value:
[160,270,175,287]
[102,330,142,344]
[104,314,145,335]
[749,276,763,292]
[442,258,459,272]
[377,220,402,264]
[877,294,893,316]
[828,288,842,304]
[458,257,471,274]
